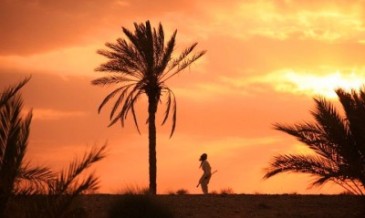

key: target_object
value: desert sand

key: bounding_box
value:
[78,194,364,218]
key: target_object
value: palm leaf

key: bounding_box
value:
[161,87,177,137]
[266,86,365,194]
[0,77,30,108]
[51,144,107,195]
[263,154,338,186]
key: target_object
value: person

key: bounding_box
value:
[198,153,211,194]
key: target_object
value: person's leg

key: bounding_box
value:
[201,181,208,194]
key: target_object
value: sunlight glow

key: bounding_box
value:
[282,71,364,98]
[252,69,365,98]
[219,69,365,99]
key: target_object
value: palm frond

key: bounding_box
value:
[153,23,165,68]
[165,42,197,75]
[108,83,144,133]
[96,48,145,78]
[0,94,28,195]
[15,164,54,194]
[50,144,107,195]
[156,30,177,76]
[273,122,338,161]
[312,98,350,150]
[91,75,136,86]
[162,45,206,82]
[97,86,125,114]
[109,84,135,119]
[161,87,177,137]
[263,154,339,187]
[336,88,365,158]
[266,86,365,194]
[0,77,30,108]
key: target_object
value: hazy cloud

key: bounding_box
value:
[30,108,87,121]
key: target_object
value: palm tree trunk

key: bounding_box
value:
[148,94,157,195]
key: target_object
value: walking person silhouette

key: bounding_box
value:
[197,153,212,194]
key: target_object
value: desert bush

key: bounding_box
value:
[209,190,218,195]
[108,195,174,218]
[176,189,189,195]
[118,185,150,195]
[220,187,235,195]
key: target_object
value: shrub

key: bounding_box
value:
[118,185,150,195]
[220,187,235,195]
[176,189,189,195]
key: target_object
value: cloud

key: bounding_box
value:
[187,0,365,42]
[29,108,87,121]
[0,45,103,75]
[2,0,365,56]
[221,66,365,98]
[0,0,202,55]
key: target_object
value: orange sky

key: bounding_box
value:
[1,0,365,194]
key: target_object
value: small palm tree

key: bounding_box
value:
[0,78,107,217]
[29,144,107,218]
[264,87,365,195]
[92,20,206,194]
[0,77,54,216]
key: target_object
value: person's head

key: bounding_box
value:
[199,153,207,161]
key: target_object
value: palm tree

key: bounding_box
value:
[0,77,54,216]
[92,20,206,194]
[264,87,365,195]
[0,78,108,217]
[29,144,107,218]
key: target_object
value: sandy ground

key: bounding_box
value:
[79,194,365,218]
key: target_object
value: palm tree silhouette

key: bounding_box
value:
[0,78,107,217]
[0,77,53,216]
[264,88,365,195]
[92,20,206,194]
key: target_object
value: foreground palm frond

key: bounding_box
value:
[27,144,107,218]
[264,87,365,195]
[0,77,54,216]
[49,144,107,195]
[1,78,108,217]
[0,77,30,108]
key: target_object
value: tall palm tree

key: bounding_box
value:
[264,87,365,195]
[92,20,206,194]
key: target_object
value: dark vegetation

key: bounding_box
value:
[0,78,106,217]
[264,87,365,195]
